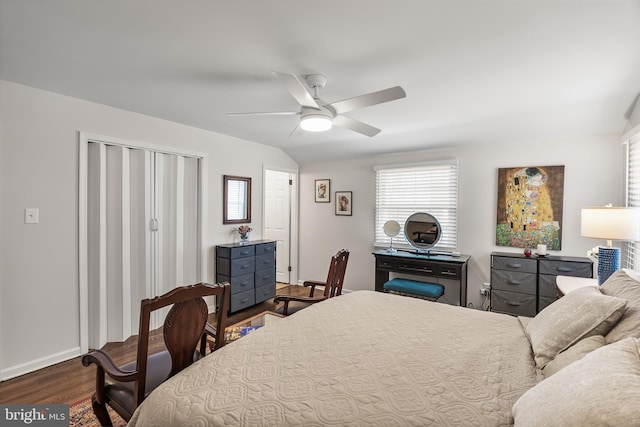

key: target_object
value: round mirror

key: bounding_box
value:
[383,220,400,237]
[404,212,442,252]
[383,220,401,253]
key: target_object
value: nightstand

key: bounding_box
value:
[556,275,598,297]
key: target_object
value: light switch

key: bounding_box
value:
[25,208,39,224]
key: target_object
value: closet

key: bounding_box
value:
[80,135,204,350]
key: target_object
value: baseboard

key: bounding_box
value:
[0,347,81,381]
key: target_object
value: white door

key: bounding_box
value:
[264,169,292,283]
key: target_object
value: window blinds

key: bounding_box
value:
[626,134,640,271]
[374,160,459,250]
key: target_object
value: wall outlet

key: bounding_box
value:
[480,282,491,296]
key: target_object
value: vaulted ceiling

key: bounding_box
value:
[2,1,640,164]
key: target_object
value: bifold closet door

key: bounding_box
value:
[87,142,201,349]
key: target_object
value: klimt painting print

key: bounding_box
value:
[496,166,564,250]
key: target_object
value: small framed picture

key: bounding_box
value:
[315,179,330,203]
[335,191,352,216]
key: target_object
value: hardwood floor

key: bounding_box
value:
[0,283,314,405]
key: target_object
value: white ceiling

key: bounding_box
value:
[2,1,640,164]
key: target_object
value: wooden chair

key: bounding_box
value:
[81,282,230,426]
[274,249,349,316]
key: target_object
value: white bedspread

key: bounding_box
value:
[129,290,540,426]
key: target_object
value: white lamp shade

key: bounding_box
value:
[581,206,640,241]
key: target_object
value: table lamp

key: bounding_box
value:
[581,205,640,284]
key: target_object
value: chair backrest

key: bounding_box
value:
[322,249,350,298]
[133,282,230,407]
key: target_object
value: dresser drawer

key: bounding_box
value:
[217,245,255,259]
[255,283,276,304]
[491,269,537,295]
[255,242,275,255]
[255,252,275,270]
[538,295,557,312]
[229,257,255,276]
[492,256,537,273]
[398,260,436,275]
[436,263,462,279]
[538,260,592,277]
[538,274,559,297]
[491,289,536,317]
[219,272,254,295]
[376,256,397,271]
[230,288,255,312]
[255,268,276,287]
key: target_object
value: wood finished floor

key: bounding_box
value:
[0,283,315,405]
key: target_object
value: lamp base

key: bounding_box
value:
[597,246,620,285]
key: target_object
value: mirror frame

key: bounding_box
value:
[404,212,442,252]
[223,175,252,224]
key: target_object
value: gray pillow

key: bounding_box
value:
[525,286,627,369]
[513,338,640,427]
[542,335,606,377]
[600,269,640,343]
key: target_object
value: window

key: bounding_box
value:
[625,133,640,271]
[375,160,459,250]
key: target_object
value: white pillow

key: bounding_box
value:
[525,286,627,369]
[513,338,640,427]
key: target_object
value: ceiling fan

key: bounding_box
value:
[226,72,406,137]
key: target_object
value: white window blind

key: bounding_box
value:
[625,133,640,271]
[375,160,459,250]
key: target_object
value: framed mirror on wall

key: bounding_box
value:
[223,175,251,224]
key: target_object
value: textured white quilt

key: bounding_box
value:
[129,290,540,426]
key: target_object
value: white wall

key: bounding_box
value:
[0,80,298,380]
[299,135,625,309]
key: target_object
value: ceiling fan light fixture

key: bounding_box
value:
[300,114,332,132]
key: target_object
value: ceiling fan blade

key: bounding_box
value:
[288,124,304,137]
[226,111,299,116]
[328,86,406,115]
[332,115,381,137]
[272,71,321,110]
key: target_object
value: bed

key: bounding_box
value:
[129,270,640,426]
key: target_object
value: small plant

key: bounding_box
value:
[238,225,252,234]
[587,246,599,260]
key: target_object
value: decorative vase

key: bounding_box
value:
[240,232,249,244]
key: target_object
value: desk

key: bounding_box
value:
[372,250,470,306]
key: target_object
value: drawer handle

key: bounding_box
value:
[507,281,523,286]
[557,267,573,272]
[261,275,270,280]
[441,271,457,276]
[240,250,250,255]
[240,298,249,303]
[507,301,522,306]
[507,263,523,268]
